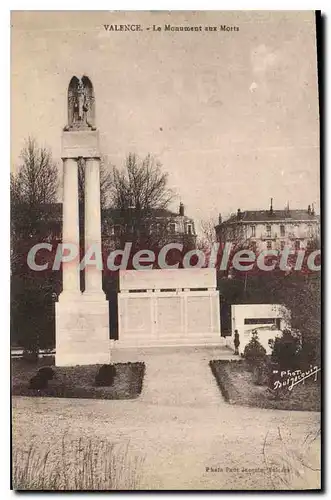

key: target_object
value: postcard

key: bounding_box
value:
[11,10,321,491]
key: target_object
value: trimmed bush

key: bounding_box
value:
[95,364,116,387]
[37,367,55,380]
[243,331,267,385]
[29,374,48,390]
[243,330,266,364]
[270,329,301,370]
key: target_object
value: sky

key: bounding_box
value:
[11,10,320,229]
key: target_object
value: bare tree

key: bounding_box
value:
[12,137,58,205]
[110,153,173,211]
[197,217,217,251]
[11,137,59,245]
[107,153,175,248]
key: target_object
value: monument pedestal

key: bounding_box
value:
[55,294,110,366]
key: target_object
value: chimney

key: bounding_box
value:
[218,213,222,225]
[237,208,241,220]
[308,204,311,215]
[179,202,184,216]
[269,197,273,215]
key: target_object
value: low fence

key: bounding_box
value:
[11,348,55,359]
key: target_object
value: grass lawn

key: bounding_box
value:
[12,356,145,400]
[210,359,320,411]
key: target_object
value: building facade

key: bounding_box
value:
[102,202,197,249]
[215,201,320,252]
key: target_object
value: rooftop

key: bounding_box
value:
[217,209,320,226]
[27,203,194,222]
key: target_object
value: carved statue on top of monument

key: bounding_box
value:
[64,75,96,131]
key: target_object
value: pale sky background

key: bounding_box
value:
[11,10,320,229]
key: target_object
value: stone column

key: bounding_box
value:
[84,157,104,296]
[62,157,80,295]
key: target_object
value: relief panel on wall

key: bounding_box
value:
[156,297,182,335]
[125,297,152,336]
[187,296,212,333]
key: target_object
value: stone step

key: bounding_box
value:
[113,336,226,349]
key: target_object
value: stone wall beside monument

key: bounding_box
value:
[117,269,222,347]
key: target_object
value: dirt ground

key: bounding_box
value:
[12,346,321,490]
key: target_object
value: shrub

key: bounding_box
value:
[243,331,267,385]
[253,356,272,386]
[271,329,301,370]
[29,374,48,390]
[243,330,267,365]
[37,367,55,380]
[298,338,320,368]
[95,364,116,387]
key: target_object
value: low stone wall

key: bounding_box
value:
[117,269,221,347]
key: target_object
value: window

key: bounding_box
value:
[251,225,256,237]
[267,241,272,250]
[295,240,301,250]
[186,224,193,235]
[244,318,278,325]
[114,224,121,236]
[266,225,271,238]
[280,241,285,250]
[169,223,176,233]
[307,223,313,238]
[280,225,285,237]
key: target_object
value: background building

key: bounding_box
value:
[215,200,320,252]
[102,202,197,249]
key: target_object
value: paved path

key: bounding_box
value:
[12,346,321,490]
[139,347,227,407]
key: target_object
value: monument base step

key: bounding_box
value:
[112,336,225,349]
[55,348,111,367]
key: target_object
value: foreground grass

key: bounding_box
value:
[262,425,321,490]
[12,357,145,400]
[210,360,320,411]
[12,436,144,490]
